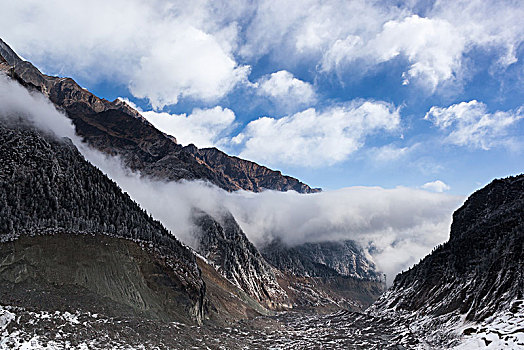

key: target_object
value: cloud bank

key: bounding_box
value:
[0,73,464,281]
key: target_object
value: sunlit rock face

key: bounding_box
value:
[261,239,382,280]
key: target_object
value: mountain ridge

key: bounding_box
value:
[0,38,320,194]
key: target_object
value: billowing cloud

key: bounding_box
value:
[425,100,523,150]
[0,0,249,109]
[1,0,522,105]
[0,73,463,282]
[256,70,316,110]
[321,15,465,90]
[129,27,250,109]
[142,106,236,148]
[422,180,451,193]
[233,101,401,167]
[242,0,523,90]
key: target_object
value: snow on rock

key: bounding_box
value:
[455,299,524,349]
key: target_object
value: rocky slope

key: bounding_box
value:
[0,38,319,194]
[261,239,385,311]
[193,210,287,308]
[372,174,524,347]
[261,239,382,280]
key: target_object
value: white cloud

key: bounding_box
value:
[2,0,522,103]
[430,0,524,70]
[0,0,249,109]
[422,180,451,193]
[242,0,524,90]
[320,15,466,90]
[256,70,315,109]
[425,100,523,150]
[372,15,465,89]
[240,0,400,60]
[142,106,236,148]
[129,26,250,109]
[233,101,401,167]
[369,143,417,163]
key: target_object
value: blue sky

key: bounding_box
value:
[1,0,523,195]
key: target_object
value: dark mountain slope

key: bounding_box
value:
[373,175,524,322]
[0,123,205,323]
[0,38,319,193]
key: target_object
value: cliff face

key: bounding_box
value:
[373,175,524,322]
[0,38,319,194]
[193,210,287,308]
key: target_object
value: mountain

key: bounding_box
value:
[0,123,204,324]
[192,210,287,308]
[0,122,288,327]
[261,239,381,280]
[372,174,524,347]
[0,38,319,194]
[0,37,386,318]
[261,239,385,311]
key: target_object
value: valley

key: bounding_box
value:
[0,36,523,350]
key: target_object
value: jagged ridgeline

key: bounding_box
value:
[0,122,205,322]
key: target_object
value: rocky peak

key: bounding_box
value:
[0,39,21,66]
